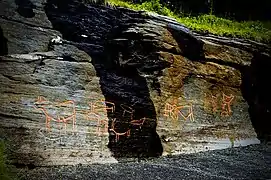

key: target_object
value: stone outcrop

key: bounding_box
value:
[0,0,270,166]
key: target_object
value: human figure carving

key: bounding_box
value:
[221,93,234,117]
[109,119,130,142]
[210,94,218,113]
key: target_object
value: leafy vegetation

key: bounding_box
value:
[107,0,271,43]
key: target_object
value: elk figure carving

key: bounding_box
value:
[109,119,130,142]
[34,96,76,132]
[130,117,146,129]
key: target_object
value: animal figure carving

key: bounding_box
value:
[34,96,76,132]
[84,111,100,122]
[177,103,194,122]
[97,119,108,136]
[120,104,134,120]
[164,103,179,120]
[89,100,115,114]
[109,119,130,142]
[130,117,146,129]
[164,102,194,122]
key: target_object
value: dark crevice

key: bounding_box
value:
[240,52,271,142]
[12,163,37,170]
[1,74,21,82]
[15,0,36,18]
[167,25,205,61]
[0,26,8,56]
[196,34,271,55]
[204,57,247,70]
[0,112,33,121]
[0,15,54,31]
[45,0,163,159]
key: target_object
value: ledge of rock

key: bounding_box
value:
[0,0,270,166]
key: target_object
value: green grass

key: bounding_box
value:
[107,0,271,43]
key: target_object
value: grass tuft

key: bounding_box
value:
[107,0,271,43]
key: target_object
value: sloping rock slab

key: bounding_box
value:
[0,0,269,166]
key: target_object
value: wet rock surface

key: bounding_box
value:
[0,0,270,168]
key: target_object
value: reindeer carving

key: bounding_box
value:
[97,119,108,136]
[164,103,179,120]
[34,96,76,132]
[130,117,146,129]
[89,100,115,114]
[164,102,194,122]
[120,104,134,120]
[109,119,130,142]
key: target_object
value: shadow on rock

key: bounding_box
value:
[15,0,36,18]
[241,52,271,143]
[167,25,205,61]
[0,26,8,55]
[45,0,163,159]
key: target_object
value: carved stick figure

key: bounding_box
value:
[210,94,218,113]
[221,93,234,117]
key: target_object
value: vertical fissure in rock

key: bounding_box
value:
[0,26,8,56]
[241,52,271,142]
[45,0,163,159]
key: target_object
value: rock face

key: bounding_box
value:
[0,0,270,166]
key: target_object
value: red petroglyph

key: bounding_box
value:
[177,103,194,122]
[163,103,179,120]
[96,119,108,136]
[205,92,235,117]
[120,104,134,120]
[210,94,218,113]
[82,99,115,136]
[109,119,130,142]
[164,100,194,122]
[84,111,109,136]
[34,96,76,132]
[84,111,100,121]
[221,93,234,117]
[130,117,146,129]
[89,100,115,114]
[55,100,76,131]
